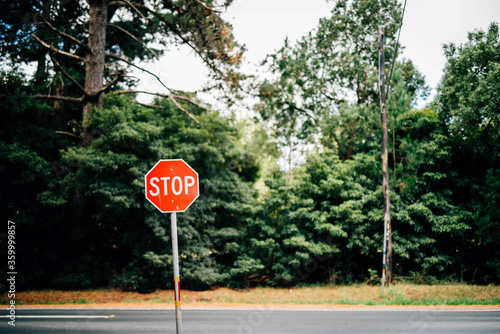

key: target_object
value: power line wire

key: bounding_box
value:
[385,0,408,96]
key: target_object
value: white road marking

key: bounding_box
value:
[3,314,115,319]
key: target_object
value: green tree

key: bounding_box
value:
[247,0,437,287]
[473,169,500,281]
[1,0,245,143]
[248,104,476,285]
[393,107,472,279]
[33,95,261,290]
[0,70,65,290]
[438,22,500,282]
[439,22,500,165]
[256,0,409,161]
[0,0,252,290]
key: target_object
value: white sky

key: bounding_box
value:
[135,0,500,108]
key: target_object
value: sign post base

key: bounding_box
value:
[171,212,182,333]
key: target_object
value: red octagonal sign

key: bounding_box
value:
[145,159,199,213]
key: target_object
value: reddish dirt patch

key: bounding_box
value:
[2,285,499,309]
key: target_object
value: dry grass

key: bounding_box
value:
[3,284,500,307]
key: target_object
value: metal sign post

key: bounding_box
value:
[171,212,182,333]
[145,159,199,334]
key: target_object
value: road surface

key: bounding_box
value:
[1,307,499,333]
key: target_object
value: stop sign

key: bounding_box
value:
[145,159,199,213]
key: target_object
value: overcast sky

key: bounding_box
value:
[135,0,500,107]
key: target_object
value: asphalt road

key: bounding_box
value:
[1,308,499,334]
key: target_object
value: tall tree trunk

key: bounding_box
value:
[83,0,108,145]
[72,1,108,232]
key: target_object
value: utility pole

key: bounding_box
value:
[378,26,393,296]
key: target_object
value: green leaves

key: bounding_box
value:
[66,95,262,291]
[256,0,428,167]
[433,22,500,282]
[439,23,500,162]
[3,2,500,290]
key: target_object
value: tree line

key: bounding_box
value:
[0,0,498,292]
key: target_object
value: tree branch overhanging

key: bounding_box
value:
[93,70,126,96]
[111,89,210,112]
[55,131,81,138]
[31,34,85,61]
[285,104,317,125]
[105,52,171,92]
[37,14,93,54]
[134,101,163,109]
[49,54,87,94]
[170,94,210,111]
[110,89,201,123]
[107,1,131,8]
[111,89,167,98]
[169,95,200,123]
[109,0,242,104]
[122,0,149,23]
[109,1,228,82]
[108,23,158,58]
[194,0,222,14]
[32,94,84,103]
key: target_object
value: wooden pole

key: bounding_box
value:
[378,26,393,296]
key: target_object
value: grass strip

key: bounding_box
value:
[2,284,499,306]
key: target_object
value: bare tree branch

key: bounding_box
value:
[110,1,224,78]
[49,54,87,94]
[110,89,169,98]
[285,104,317,125]
[174,33,222,77]
[93,71,126,96]
[111,0,149,23]
[111,90,210,112]
[110,89,202,123]
[108,23,158,58]
[169,95,200,123]
[194,0,222,13]
[107,1,125,6]
[171,94,210,111]
[31,34,85,61]
[133,101,163,109]
[105,52,172,92]
[109,0,242,105]
[32,94,84,103]
[55,131,81,138]
[38,15,92,54]
[69,119,83,133]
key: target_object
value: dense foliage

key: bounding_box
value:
[1,88,264,291]
[1,1,499,292]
